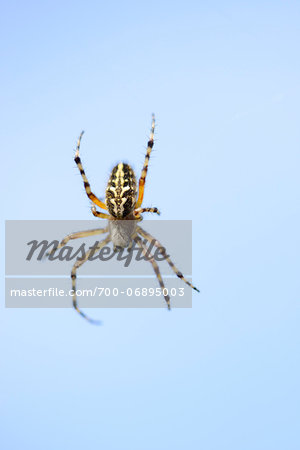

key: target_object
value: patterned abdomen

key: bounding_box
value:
[105,163,137,218]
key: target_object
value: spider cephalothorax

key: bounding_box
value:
[106,163,137,218]
[52,115,199,324]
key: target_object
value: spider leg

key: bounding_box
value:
[74,131,107,211]
[71,235,111,324]
[135,114,155,209]
[134,235,171,310]
[48,227,108,258]
[134,207,160,217]
[137,226,200,292]
[91,206,110,219]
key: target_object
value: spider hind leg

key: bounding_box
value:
[74,131,108,212]
[135,114,155,209]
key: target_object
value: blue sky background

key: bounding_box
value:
[1,1,299,449]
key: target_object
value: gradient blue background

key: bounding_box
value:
[1,1,299,449]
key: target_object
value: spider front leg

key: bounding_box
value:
[71,235,111,324]
[137,226,200,292]
[74,131,108,211]
[47,227,108,258]
[134,235,171,310]
[135,114,155,209]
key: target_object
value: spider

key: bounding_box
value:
[53,114,199,324]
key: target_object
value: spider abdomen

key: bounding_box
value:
[105,163,137,218]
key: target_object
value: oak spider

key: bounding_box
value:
[54,114,199,324]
